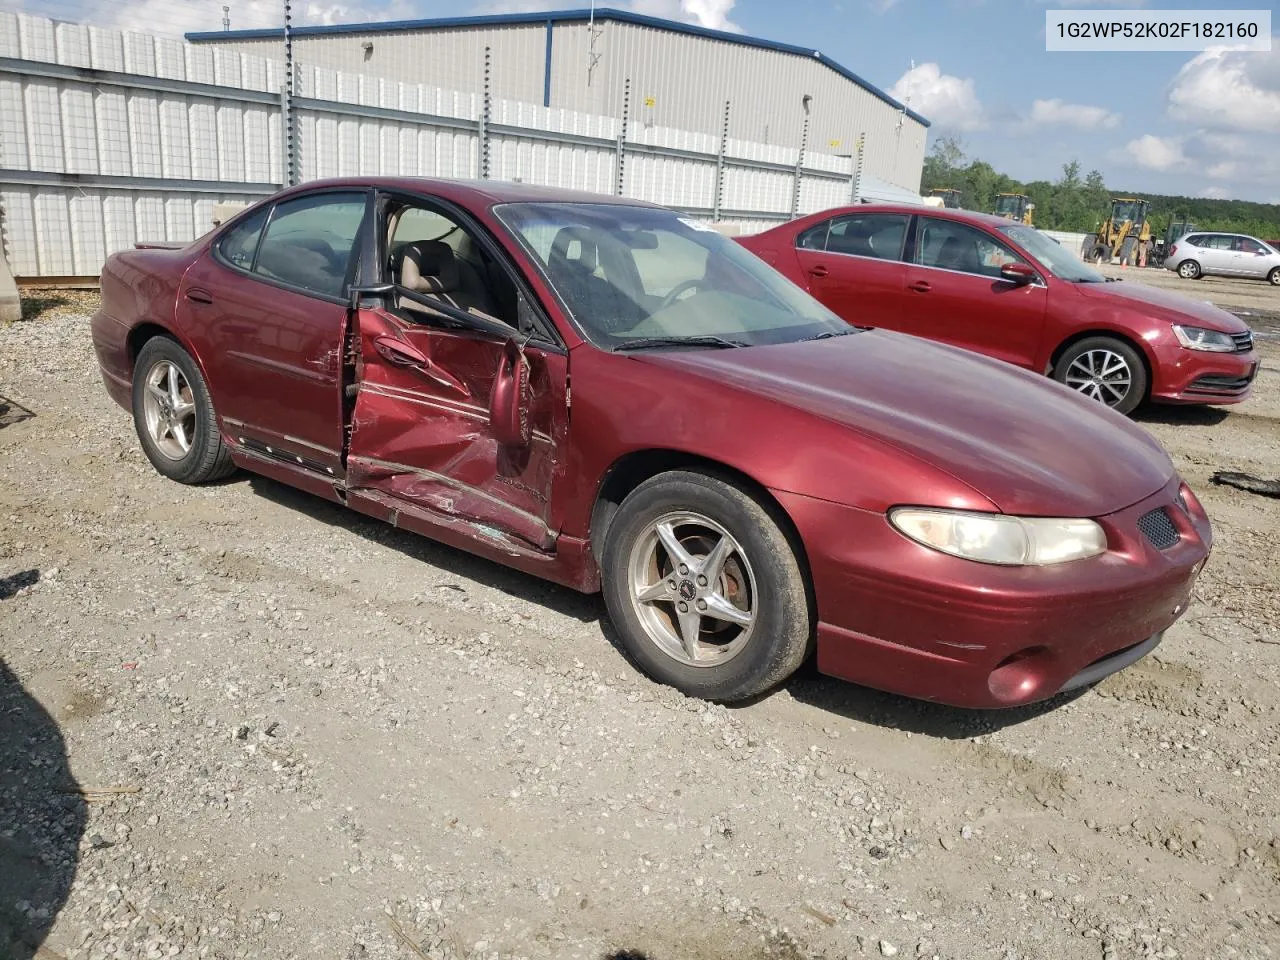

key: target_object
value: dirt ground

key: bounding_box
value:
[1,270,1278,960]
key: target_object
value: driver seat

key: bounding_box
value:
[547,227,632,331]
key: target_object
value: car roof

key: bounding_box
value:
[275,177,659,209]
[796,204,1015,228]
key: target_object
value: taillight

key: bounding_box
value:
[1169,244,1177,257]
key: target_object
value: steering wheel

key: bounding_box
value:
[660,279,705,310]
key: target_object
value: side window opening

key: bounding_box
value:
[916,219,1026,279]
[387,203,518,329]
[252,192,367,299]
[217,207,270,271]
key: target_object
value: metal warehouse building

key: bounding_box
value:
[188,7,929,193]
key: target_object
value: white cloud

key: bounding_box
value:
[479,0,742,32]
[1028,98,1119,130]
[889,62,985,130]
[869,0,902,13]
[93,0,414,36]
[1123,134,1186,171]
[1200,186,1230,199]
[1168,41,1280,133]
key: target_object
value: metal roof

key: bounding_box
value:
[187,7,930,128]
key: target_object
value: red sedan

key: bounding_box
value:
[92,179,1211,708]
[738,205,1258,415]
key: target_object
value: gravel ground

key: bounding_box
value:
[2,282,1279,960]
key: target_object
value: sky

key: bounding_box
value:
[7,0,1279,203]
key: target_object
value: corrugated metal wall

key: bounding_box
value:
[0,12,917,278]
[196,18,927,190]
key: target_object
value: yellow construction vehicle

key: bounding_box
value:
[993,193,1034,225]
[928,188,962,209]
[1082,197,1154,265]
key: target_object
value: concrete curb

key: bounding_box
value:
[0,254,21,323]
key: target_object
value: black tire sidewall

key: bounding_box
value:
[1053,336,1148,416]
[601,471,811,702]
[131,338,225,483]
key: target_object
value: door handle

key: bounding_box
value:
[185,288,214,304]
[373,335,427,367]
[908,280,932,293]
[807,264,829,278]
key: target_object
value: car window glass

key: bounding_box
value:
[387,204,517,328]
[1205,236,1233,250]
[797,221,830,250]
[1183,235,1205,247]
[217,207,269,270]
[631,230,709,296]
[254,192,366,299]
[825,214,909,261]
[1238,238,1266,254]
[915,219,1026,279]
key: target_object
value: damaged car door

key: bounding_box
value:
[343,197,567,554]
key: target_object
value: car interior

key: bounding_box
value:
[386,205,519,328]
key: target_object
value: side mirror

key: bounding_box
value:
[489,338,531,448]
[1000,262,1037,285]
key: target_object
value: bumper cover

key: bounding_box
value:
[775,478,1210,709]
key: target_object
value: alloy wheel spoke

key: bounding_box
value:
[635,579,670,603]
[170,418,191,453]
[1100,381,1128,402]
[1100,357,1128,377]
[699,535,733,583]
[702,593,752,627]
[675,608,703,660]
[655,520,696,571]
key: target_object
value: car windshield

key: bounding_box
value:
[994,196,1020,216]
[495,202,851,349]
[1112,201,1142,223]
[1001,224,1107,283]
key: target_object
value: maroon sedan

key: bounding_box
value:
[739,205,1258,415]
[92,179,1211,708]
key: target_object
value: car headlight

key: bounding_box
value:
[1172,325,1235,353]
[888,508,1107,565]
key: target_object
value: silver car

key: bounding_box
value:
[1165,232,1280,285]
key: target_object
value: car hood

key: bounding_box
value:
[641,331,1173,517]
[1071,279,1248,332]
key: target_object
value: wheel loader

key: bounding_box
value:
[1081,198,1153,266]
[928,188,962,209]
[993,193,1034,225]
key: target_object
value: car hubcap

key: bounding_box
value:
[1180,263,1195,278]
[627,512,757,668]
[1065,349,1132,407]
[142,360,197,460]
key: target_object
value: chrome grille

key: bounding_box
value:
[1137,508,1179,550]
[1231,330,1254,353]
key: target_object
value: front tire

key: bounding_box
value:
[131,337,235,484]
[1053,336,1148,416]
[1178,259,1201,280]
[1268,267,1280,286]
[601,470,811,702]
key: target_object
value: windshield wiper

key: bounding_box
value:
[613,335,747,352]
[800,328,859,341]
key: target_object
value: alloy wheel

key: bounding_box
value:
[1064,348,1133,407]
[142,360,197,460]
[626,511,757,667]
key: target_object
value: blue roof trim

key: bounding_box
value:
[187,7,931,128]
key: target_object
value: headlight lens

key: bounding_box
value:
[1172,325,1235,353]
[889,508,1107,565]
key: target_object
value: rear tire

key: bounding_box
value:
[131,337,235,484]
[601,470,812,703]
[1052,336,1147,416]
[1178,259,1201,280]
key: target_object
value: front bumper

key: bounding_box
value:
[1150,342,1258,405]
[775,478,1210,709]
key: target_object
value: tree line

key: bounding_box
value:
[921,136,1280,240]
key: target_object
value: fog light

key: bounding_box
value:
[987,647,1055,705]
